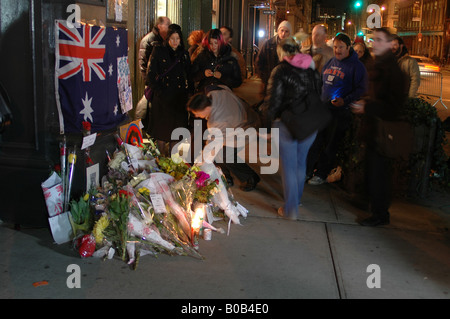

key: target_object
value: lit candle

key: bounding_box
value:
[192,206,205,231]
[191,205,206,247]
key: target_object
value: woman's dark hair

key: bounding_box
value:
[186,93,212,112]
[165,24,185,50]
[201,29,227,55]
[334,32,352,47]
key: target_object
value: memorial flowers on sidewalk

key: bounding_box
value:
[52,132,248,269]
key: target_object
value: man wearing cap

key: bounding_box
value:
[256,20,292,92]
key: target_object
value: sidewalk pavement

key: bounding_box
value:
[1,176,449,299]
[1,78,449,300]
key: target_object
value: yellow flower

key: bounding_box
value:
[83,193,90,201]
[93,215,110,245]
[138,187,150,197]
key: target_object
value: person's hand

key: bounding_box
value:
[205,69,214,77]
[331,97,345,107]
[350,100,365,114]
[213,71,222,79]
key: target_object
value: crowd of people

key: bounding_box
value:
[135,17,418,227]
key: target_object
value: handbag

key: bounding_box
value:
[144,55,181,101]
[374,116,414,160]
[281,68,331,141]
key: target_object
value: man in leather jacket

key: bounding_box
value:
[138,17,171,81]
[135,17,171,126]
[255,20,292,91]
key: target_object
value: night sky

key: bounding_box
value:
[319,0,352,11]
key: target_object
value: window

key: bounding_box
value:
[157,0,167,17]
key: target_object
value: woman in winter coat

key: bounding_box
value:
[146,24,193,156]
[263,37,326,220]
[191,28,242,92]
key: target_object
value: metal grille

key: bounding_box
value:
[417,71,448,109]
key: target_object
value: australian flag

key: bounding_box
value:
[55,20,129,134]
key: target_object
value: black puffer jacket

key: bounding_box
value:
[191,45,242,92]
[263,60,331,140]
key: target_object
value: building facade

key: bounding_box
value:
[397,0,448,61]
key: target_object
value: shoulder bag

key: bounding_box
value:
[374,116,414,160]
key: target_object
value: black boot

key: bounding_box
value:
[359,213,390,227]
[239,174,261,192]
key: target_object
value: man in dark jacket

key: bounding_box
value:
[138,17,171,80]
[135,17,171,126]
[255,20,292,91]
[392,35,421,98]
[351,28,408,226]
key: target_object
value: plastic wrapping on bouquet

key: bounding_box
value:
[203,228,212,241]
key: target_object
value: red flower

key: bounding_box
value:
[82,121,91,132]
[119,189,133,198]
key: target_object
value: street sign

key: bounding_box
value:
[262,10,276,15]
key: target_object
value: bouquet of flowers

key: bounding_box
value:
[60,133,247,268]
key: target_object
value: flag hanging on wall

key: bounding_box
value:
[55,20,130,134]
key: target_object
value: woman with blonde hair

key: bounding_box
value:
[263,35,330,219]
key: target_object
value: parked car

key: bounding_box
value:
[410,55,440,73]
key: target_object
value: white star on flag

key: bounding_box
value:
[114,105,119,116]
[116,35,120,47]
[80,92,94,122]
[108,64,114,76]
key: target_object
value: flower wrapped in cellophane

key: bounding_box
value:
[62,133,250,268]
[199,162,248,227]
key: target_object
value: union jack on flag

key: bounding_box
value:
[55,20,129,134]
[57,22,106,82]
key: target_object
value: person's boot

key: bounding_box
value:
[239,174,260,192]
[359,213,390,227]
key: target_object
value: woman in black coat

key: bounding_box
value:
[191,29,242,92]
[146,24,193,156]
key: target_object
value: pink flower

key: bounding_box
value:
[195,171,210,188]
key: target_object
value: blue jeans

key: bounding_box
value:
[274,121,317,219]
